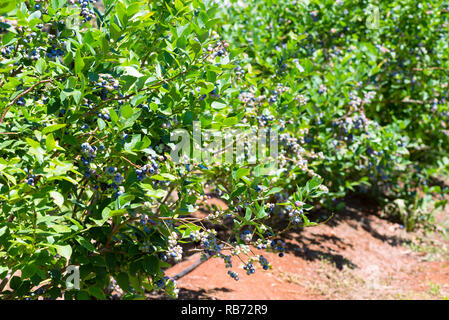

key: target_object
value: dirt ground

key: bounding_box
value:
[164,196,449,300]
[2,197,447,300]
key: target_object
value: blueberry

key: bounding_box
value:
[114,173,123,184]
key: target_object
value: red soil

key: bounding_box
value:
[165,197,449,300]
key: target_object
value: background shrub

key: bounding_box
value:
[0,0,448,299]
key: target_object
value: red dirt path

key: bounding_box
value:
[165,197,449,300]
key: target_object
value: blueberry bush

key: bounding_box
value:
[0,0,448,300]
[216,0,449,227]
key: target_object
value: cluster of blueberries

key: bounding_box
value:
[276,56,288,74]
[158,252,168,262]
[201,233,222,256]
[397,137,407,148]
[82,100,94,110]
[79,145,125,196]
[287,205,303,224]
[240,230,252,243]
[93,74,120,100]
[104,166,124,184]
[167,245,183,261]
[24,168,37,187]
[366,161,390,182]
[331,115,370,144]
[21,33,35,46]
[209,86,220,99]
[257,114,274,127]
[255,238,270,250]
[258,255,270,270]
[154,276,171,289]
[190,229,222,256]
[310,11,319,22]
[279,132,302,153]
[318,84,328,95]
[83,167,96,180]
[138,214,157,234]
[46,45,65,59]
[28,47,42,61]
[197,85,220,101]
[0,22,10,34]
[135,155,160,181]
[0,45,15,57]
[223,254,232,268]
[80,142,97,166]
[265,203,275,217]
[77,0,97,23]
[365,145,377,157]
[234,65,245,78]
[206,39,229,59]
[227,270,239,281]
[268,90,280,104]
[271,240,286,257]
[96,110,111,121]
[243,262,256,275]
[16,97,25,106]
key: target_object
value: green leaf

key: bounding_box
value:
[223,116,238,126]
[88,286,106,300]
[256,205,266,219]
[123,66,144,78]
[309,177,323,190]
[73,90,82,104]
[230,185,246,199]
[46,133,56,151]
[145,189,168,198]
[235,168,250,180]
[76,237,96,252]
[0,225,7,237]
[0,0,15,13]
[211,101,226,110]
[26,138,41,149]
[75,49,85,75]
[50,191,64,208]
[97,117,106,130]
[42,124,67,135]
[143,255,159,275]
[55,244,72,261]
[35,58,46,74]
[48,175,78,185]
[109,109,119,124]
[244,207,252,222]
[116,272,129,291]
[120,105,134,119]
[265,187,283,196]
[51,224,72,233]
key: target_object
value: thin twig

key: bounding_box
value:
[120,156,141,169]
[80,69,189,119]
[0,78,54,123]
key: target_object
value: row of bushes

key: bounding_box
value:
[0,0,448,299]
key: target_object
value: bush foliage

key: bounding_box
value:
[0,0,448,299]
